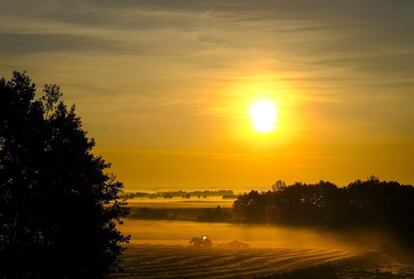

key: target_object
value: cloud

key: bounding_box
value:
[1,0,413,188]
[1,0,413,93]
[0,32,121,54]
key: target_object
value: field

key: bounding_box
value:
[112,245,353,279]
[127,197,235,208]
[112,243,414,279]
[111,198,414,278]
[127,197,234,221]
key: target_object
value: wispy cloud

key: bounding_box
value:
[1,0,413,187]
[0,32,122,54]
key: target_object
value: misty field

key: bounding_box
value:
[127,197,235,208]
[109,198,414,278]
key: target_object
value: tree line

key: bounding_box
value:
[234,177,414,250]
[123,189,235,199]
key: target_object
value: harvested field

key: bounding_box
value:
[112,244,354,279]
[113,209,414,278]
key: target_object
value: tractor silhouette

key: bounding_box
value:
[189,236,212,247]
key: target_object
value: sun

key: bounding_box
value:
[249,100,277,132]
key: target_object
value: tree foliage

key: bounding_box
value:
[0,72,129,278]
[234,177,414,250]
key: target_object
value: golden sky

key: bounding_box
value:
[1,0,414,190]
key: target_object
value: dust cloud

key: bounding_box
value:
[121,219,393,254]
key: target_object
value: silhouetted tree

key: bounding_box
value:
[234,177,414,252]
[272,180,287,192]
[0,72,129,278]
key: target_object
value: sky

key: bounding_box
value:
[1,0,414,190]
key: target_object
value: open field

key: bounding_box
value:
[127,197,235,209]
[116,202,414,278]
[112,245,414,279]
[112,245,353,279]
[127,197,235,221]
[120,219,363,250]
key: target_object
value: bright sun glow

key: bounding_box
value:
[249,100,277,132]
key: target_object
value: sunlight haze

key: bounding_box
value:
[1,0,413,190]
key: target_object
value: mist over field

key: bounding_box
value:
[122,219,378,251]
[112,197,414,278]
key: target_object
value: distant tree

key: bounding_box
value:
[0,72,129,278]
[272,180,287,192]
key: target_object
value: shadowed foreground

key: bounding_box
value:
[111,245,414,279]
[111,244,354,278]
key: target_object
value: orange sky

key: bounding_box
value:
[1,0,414,190]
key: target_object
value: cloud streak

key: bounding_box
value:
[1,0,413,188]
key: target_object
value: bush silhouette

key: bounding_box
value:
[0,72,129,278]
